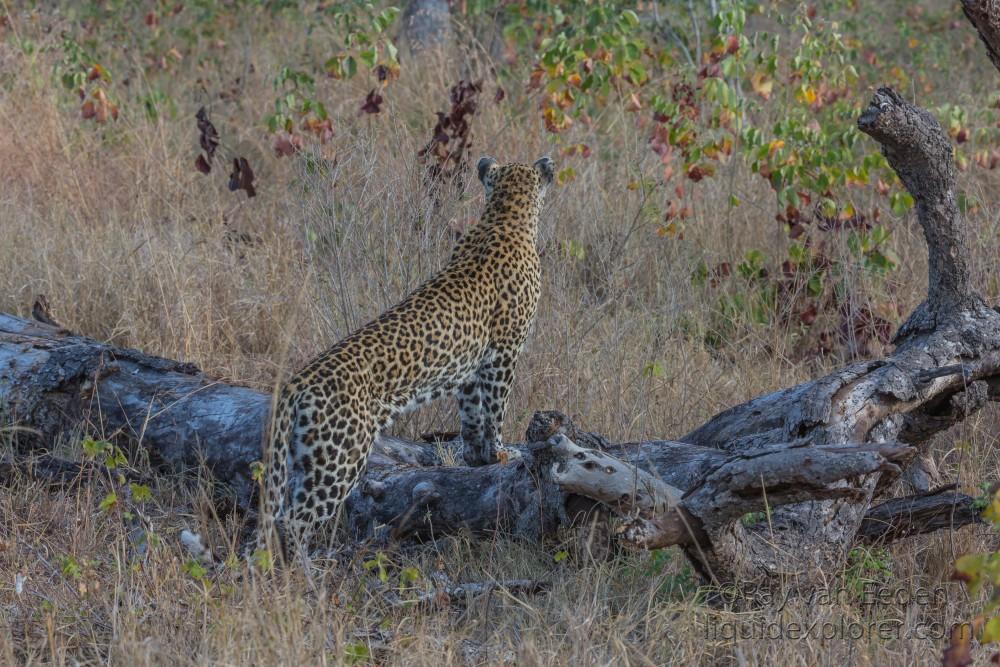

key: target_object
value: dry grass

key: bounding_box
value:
[2,2,1000,664]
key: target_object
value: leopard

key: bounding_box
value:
[257,155,555,558]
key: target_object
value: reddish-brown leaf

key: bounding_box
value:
[301,118,333,143]
[273,133,302,158]
[361,89,384,114]
[196,107,220,161]
[195,154,211,174]
[228,157,257,198]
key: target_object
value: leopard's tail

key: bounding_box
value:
[180,388,297,568]
[253,387,297,559]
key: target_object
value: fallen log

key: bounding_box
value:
[0,311,988,584]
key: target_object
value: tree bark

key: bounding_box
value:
[400,0,453,57]
[962,0,1000,72]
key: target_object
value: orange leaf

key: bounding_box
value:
[750,71,773,100]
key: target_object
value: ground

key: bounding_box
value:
[1,1,1000,664]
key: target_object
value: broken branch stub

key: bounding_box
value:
[858,87,986,338]
[548,434,681,516]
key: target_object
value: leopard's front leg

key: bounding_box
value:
[459,347,519,466]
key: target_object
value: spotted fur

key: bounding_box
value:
[258,156,554,556]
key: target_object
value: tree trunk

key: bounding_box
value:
[400,0,453,57]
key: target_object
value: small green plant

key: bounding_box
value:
[642,548,697,599]
[265,66,332,142]
[98,491,118,512]
[250,549,273,573]
[322,4,400,81]
[740,511,767,527]
[363,550,391,584]
[344,641,372,665]
[128,483,152,503]
[183,559,208,581]
[58,554,83,580]
[845,545,892,595]
[81,436,127,469]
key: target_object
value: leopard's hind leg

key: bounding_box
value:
[278,392,379,557]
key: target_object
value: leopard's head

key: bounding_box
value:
[477,156,554,207]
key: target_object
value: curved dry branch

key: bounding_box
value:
[858,87,994,339]
[857,487,983,544]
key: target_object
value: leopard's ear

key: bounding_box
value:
[533,156,554,187]
[477,156,498,184]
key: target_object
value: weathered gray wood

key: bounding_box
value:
[549,434,682,515]
[962,0,1000,72]
[0,314,439,508]
[857,487,982,544]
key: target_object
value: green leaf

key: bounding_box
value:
[807,274,823,297]
[343,56,357,79]
[620,9,640,28]
[562,239,586,261]
[99,492,118,512]
[889,191,913,216]
[642,362,665,378]
[956,553,987,595]
[129,483,152,503]
[345,642,371,664]
[251,549,273,572]
[183,559,207,580]
[399,566,421,585]
[553,550,569,563]
[982,615,1000,643]
[59,555,82,579]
